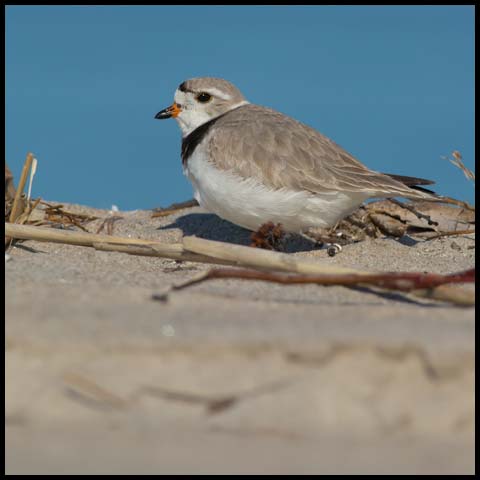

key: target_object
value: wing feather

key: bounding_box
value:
[207,104,433,198]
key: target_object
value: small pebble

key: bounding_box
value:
[152,291,169,303]
[450,241,462,251]
[161,324,175,337]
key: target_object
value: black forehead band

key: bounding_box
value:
[178,82,195,94]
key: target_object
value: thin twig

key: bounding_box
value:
[96,216,123,235]
[171,267,474,292]
[151,199,199,218]
[42,203,98,232]
[425,229,475,240]
[436,196,475,211]
[170,267,475,307]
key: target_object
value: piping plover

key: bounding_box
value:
[155,77,437,234]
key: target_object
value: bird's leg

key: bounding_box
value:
[250,222,286,251]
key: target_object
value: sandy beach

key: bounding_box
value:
[5,202,475,474]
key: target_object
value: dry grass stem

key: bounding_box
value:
[95,215,123,235]
[151,199,199,218]
[8,153,34,223]
[443,151,475,184]
[41,202,99,231]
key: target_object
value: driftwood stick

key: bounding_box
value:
[5,223,216,263]
[4,223,263,267]
[91,242,234,266]
[6,222,167,247]
[5,223,367,275]
[182,236,364,276]
[92,242,182,257]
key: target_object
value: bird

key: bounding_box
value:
[155,77,438,244]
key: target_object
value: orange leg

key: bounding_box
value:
[250,222,286,250]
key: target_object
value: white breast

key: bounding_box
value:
[183,143,369,232]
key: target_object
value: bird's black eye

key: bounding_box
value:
[196,92,212,103]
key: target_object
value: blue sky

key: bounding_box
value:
[5,5,475,210]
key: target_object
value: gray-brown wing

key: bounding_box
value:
[207,104,425,197]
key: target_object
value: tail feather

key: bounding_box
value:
[382,173,437,195]
[382,173,435,186]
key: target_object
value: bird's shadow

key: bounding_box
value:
[394,235,421,247]
[157,212,320,253]
[156,213,452,308]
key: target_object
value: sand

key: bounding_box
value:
[5,202,475,474]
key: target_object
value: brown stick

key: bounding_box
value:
[172,267,475,292]
[171,267,475,306]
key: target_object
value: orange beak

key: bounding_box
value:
[155,102,182,119]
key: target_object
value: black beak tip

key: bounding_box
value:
[155,110,170,120]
